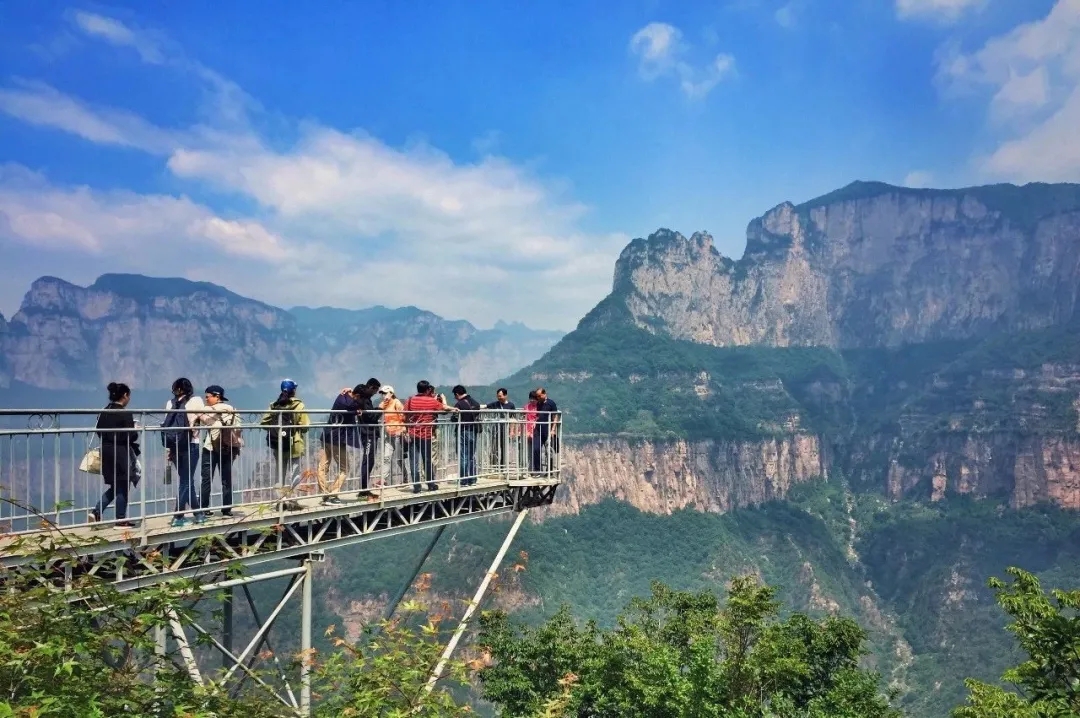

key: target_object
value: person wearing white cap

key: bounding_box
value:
[378,385,408,486]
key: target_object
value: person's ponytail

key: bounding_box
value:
[107,382,130,403]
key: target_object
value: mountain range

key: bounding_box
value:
[4,179,1080,716]
[0,273,564,402]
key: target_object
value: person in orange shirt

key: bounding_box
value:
[378,385,408,486]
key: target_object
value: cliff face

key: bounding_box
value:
[0,275,563,395]
[601,183,1080,349]
[532,181,1080,513]
[550,435,826,517]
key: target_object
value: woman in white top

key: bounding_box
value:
[196,385,242,517]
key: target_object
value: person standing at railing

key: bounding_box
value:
[451,385,481,486]
[354,377,383,500]
[483,388,516,474]
[404,380,453,493]
[91,382,139,527]
[319,384,361,505]
[378,385,408,487]
[531,387,559,476]
[260,379,310,511]
[196,385,242,517]
[163,377,204,527]
[524,390,539,472]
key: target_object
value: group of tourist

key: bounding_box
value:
[90,378,559,527]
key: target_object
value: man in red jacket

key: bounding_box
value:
[404,380,453,493]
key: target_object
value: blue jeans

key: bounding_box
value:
[172,442,200,518]
[458,430,478,486]
[409,437,436,491]
[94,483,128,520]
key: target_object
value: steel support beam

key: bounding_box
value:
[300,558,313,716]
[424,509,529,696]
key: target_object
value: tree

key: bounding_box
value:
[0,520,474,717]
[476,576,901,718]
[952,567,1080,718]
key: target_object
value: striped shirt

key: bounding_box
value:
[404,394,444,439]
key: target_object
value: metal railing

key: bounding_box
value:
[0,407,561,537]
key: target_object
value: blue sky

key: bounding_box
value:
[0,0,1075,330]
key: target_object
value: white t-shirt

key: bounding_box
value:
[165,395,206,444]
[197,402,239,450]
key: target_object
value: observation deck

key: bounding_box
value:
[0,406,561,589]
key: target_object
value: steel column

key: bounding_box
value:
[424,509,529,695]
[300,557,313,716]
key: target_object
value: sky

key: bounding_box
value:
[0,0,1076,331]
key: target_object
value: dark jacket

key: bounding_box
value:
[357,393,382,434]
[322,393,361,448]
[453,395,482,433]
[96,402,140,486]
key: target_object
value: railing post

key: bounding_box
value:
[140,419,148,542]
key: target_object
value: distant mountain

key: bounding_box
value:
[0,274,563,401]
[290,305,564,396]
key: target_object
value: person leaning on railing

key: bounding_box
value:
[91,382,139,527]
[451,385,481,486]
[260,379,310,511]
[483,387,516,474]
[195,385,242,517]
[403,380,454,494]
[378,385,408,487]
[163,377,204,527]
[354,377,383,500]
[319,384,362,505]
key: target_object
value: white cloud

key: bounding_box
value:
[0,81,180,153]
[896,0,985,23]
[775,3,797,29]
[0,164,299,262]
[937,0,1080,182]
[630,22,737,99]
[903,170,935,188]
[70,11,164,63]
[0,15,628,330]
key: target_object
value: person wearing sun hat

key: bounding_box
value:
[378,384,408,486]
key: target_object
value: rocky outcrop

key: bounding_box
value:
[549,435,826,516]
[599,182,1080,349]
[881,433,1080,509]
[0,275,563,394]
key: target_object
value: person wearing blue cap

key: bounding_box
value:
[260,379,310,511]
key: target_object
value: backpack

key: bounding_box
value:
[214,412,244,453]
[161,395,192,449]
[266,400,298,448]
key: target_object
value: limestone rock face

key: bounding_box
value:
[0,275,563,394]
[548,435,825,517]
[599,183,1080,349]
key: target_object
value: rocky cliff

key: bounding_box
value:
[0,274,563,396]
[597,182,1080,349]
[550,435,826,517]
[517,181,1080,513]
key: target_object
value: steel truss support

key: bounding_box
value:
[424,509,530,696]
